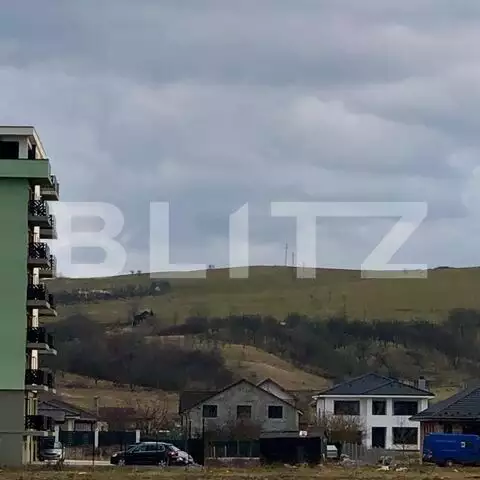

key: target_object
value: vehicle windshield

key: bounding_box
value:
[42,439,62,449]
[126,444,139,452]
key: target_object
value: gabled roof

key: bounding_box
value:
[39,397,98,422]
[411,385,480,421]
[256,378,296,399]
[179,378,302,414]
[179,391,219,414]
[314,373,434,398]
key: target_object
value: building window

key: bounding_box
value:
[202,405,217,418]
[0,140,19,159]
[334,400,360,416]
[237,405,252,419]
[393,400,418,416]
[268,406,283,419]
[392,427,418,445]
[372,400,386,415]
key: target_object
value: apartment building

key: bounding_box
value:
[0,126,59,466]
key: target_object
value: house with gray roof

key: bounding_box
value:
[38,396,101,434]
[313,373,434,450]
[411,384,480,453]
[179,378,302,438]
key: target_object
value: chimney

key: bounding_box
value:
[417,376,427,391]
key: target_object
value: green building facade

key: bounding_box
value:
[0,126,59,466]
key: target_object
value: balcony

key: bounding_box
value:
[40,214,57,239]
[25,369,54,392]
[28,242,51,268]
[27,284,57,316]
[26,327,56,355]
[39,255,57,279]
[28,199,50,226]
[40,174,59,201]
[25,415,55,437]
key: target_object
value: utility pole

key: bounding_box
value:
[284,243,288,266]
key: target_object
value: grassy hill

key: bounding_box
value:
[49,266,480,324]
[56,342,329,417]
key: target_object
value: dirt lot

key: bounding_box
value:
[3,465,480,479]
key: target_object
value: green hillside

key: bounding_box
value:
[49,266,480,324]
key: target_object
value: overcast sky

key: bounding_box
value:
[2,0,480,276]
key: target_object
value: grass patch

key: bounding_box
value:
[5,465,480,479]
[49,266,480,324]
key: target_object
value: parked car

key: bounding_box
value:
[423,433,480,466]
[110,441,194,466]
[39,440,65,463]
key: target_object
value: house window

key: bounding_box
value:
[392,427,418,445]
[202,405,217,418]
[268,406,283,419]
[372,400,386,415]
[237,405,252,419]
[443,424,453,434]
[334,400,360,416]
[393,400,418,416]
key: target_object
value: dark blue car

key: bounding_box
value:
[423,433,480,466]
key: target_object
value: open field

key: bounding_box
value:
[148,338,329,390]
[55,372,179,415]
[219,344,329,390]
[49,266,480,324]
[6,465,480,479]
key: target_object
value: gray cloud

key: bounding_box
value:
[1,1,480,275]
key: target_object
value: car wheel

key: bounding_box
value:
[445,459,453,468]
[118,458,126,466]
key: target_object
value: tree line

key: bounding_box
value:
[154,309,480,384]
[47,314,232,392]
[47,308,480,392]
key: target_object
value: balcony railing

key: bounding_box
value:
[25,415,54,432]
[48,293,56,310]
[25,369,47,387]
[27,283,49,302]
[28,199,49,218]
[28,242,51,261]
[41,174,60,200]
[39,255,57,278]
[27,327,55,349]
[25,369,55,390]
[47,371,55,390]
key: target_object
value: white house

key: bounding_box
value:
[313,373,434,450]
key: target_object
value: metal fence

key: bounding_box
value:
[206,440,260,458]
[342,443,388,464]
[58,430,139,461]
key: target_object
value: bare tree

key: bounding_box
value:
[126,398,172,436]
[205,408,262,441]
[316,413,364,445]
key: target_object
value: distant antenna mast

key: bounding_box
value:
[291,251,296,279]
[284,243,289,266]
